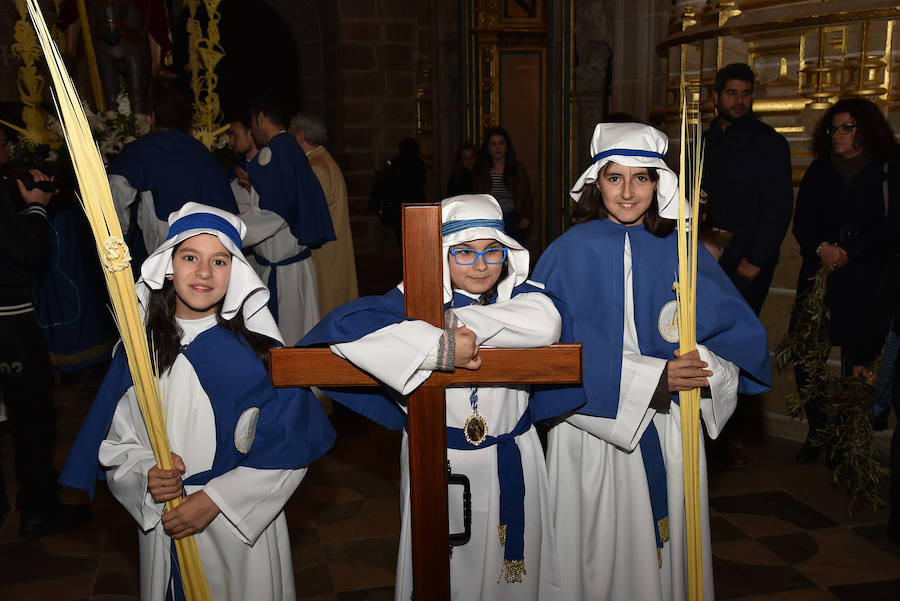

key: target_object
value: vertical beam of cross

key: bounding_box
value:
[401,205,451,600]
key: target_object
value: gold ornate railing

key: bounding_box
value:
[657,0,900,130]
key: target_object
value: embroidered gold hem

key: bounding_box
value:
[498,559,526,583]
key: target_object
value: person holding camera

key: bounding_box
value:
[0,139,91,536]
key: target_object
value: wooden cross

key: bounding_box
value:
[269,204,582,601]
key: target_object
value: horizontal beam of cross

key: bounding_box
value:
[269,344,582,388]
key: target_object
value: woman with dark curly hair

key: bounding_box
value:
[792,97,900,463]
[473,127,533,244]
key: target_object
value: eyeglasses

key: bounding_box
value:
[825,123,857,136]
[449,247,508,265]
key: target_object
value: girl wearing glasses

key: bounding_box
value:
[299,194,573,600]
[532,122,770,601]
[791,97,900,463]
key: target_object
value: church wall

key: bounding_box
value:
[260,0,439,292]
[331,0,421,261]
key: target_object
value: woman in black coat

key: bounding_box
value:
[792,97,900,462]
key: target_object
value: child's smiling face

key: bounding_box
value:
[448,238,506,296]
[597,162,657,225]
[170,234,232,319]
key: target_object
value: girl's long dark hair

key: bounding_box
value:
[569,164,674,237]
[145,279,279,373]
[477,127,520,186]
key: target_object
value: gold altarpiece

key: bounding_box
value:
[658,0,900,179]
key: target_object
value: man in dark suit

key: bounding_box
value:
[702,63,794,466]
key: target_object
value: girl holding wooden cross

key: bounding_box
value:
[300,194,576,601]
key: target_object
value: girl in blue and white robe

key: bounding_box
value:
[300,194,576,601]
[533,123,771,601]
[61,203,335,601]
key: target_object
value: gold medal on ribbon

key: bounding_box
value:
[464,410,488,446]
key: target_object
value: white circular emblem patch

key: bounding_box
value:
[234,407,260,454]
[657,300,680,343]
[257,146,272,166]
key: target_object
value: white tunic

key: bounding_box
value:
[231,180,320,345]
[99,315,306,601]
[547,233,739,601]
[331,290,564,601]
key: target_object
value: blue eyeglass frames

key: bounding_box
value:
[449,247,509,265]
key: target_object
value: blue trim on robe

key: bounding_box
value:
[166,213,242,249]
[59,325,336,499]
[246,132,336,247]
[592,148,666,163]
[532,218,771,420]
[108,130,238,221]
[297,282,577,431]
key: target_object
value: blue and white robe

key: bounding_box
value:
[61,315,335,601]
[300,283,571,601]
[234,132,336,344]
[533,219,771,601]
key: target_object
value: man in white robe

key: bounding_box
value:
[237,96,335,344]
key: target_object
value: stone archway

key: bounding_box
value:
[262,0,328,117]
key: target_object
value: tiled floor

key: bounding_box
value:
[0,367,897,600]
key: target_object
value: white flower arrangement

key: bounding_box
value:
[85,92,151,164]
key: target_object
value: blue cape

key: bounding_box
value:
[298,283,581,429]
[532,219,771,419]
[246,132,336,247]
[108,130,238,221]
[60,325,336,498]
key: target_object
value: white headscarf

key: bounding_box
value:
[137,201,283,344]
[570,122,681,219]
[438,194,529,303]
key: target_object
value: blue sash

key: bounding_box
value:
[638,421,669,551]
[255,248,312,322]
[446,407,532,570]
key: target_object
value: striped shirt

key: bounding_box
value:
[489,172,515,214]
[0,301,34,317]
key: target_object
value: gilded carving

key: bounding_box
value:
[186,0,225,148]
[476,0,500,29]
[11,0,49,147]
[660,5,900,124]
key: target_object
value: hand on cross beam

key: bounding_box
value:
[453,326,482,370]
